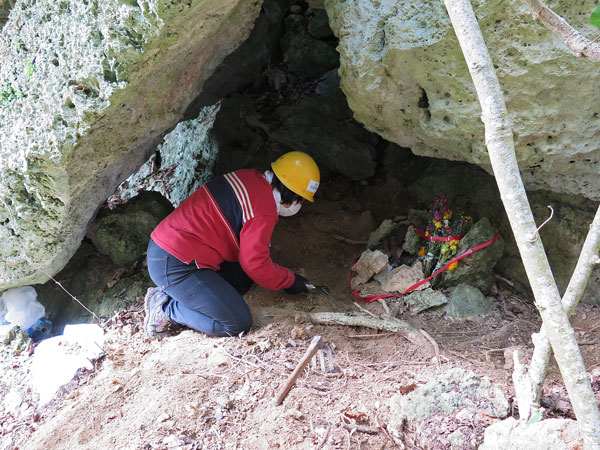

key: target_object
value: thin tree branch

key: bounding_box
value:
[443,0,600,446]
[528,205,600,413]
[521,0,600,61]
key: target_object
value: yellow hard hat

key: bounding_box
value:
[271,151,320,202]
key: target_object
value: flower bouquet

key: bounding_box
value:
[416,196,473,277]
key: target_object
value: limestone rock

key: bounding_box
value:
[35,241,153,333]
[269,70,378,181]
[381,263,428,293]
[388,368,509,447]
[437,284,495,318]
[402,225,421,255]
[441,218,504,291]
[367,219,398,250]
[280,13,338,79]
[0,0,263,290]
[351,250,389,287]
[87,191,173,267]
[479,417,583,450]
[407,159,600,304]
[404,288,447,313]
[111,105,220,207]
[324,0,600,201]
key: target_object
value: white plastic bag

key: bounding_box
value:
[1,286,45,330]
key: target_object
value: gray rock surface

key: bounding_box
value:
[35,241,153,333]
[404,288,448,313]
[281,13,338,78]
[87,191,173,267]
[381,263,428,293]
[388,368,509,447]
[479,417,583,450]
[441,218,504,291]
[111,104,220,207]
[0,0,263,290]
[324,0,600,200]
[439,283,495,318]
[408,159,600,303]
[351,250,388,287]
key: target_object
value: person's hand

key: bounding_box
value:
[284,273,310,294]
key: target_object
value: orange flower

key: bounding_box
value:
[418,246,426,256]
[448,261,458,271]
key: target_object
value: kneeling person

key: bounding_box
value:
[144,151,320,339]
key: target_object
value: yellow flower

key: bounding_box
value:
[448,261,458,271]
[425,231,429,236]
[418,246,426,257]
[434,220,442,229]
[443,211,453,220]
[450,244,457,251]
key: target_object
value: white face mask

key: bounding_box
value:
[272,187,302,217]
[279,200,302,217]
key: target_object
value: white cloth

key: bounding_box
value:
[31,324,105,406]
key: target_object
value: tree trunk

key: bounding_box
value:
[442,1,600,447]
[526,205,600,414]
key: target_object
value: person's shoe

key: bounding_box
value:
[143,287,171,339]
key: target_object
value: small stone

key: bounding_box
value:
[286,408,304,420]
[404,288,448,313]
[381,263,429,293]
[439,284,495,318]
[290,326,307,340]
[351,250,389,287]
[367,219,397,250]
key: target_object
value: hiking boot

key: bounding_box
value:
[143,287,171,339]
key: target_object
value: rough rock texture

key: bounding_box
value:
[367,218,397,250]
[87,191,173,267]
[381,263,429,293]
[408,159,600,303]
[441,218,504,291]
[0,0,263,290]
[111,104,220,207]
[212,64,380,181]
[404,288,448,313]
[479,417,583,450]
[388,368,510,448]
[351,250,388,287]
[281,13,338,78]
[35,242,152,334]
[438,284,495,318]
[268,69,378,180]
[324,0,600,200]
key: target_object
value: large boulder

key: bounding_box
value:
[388,368,510,448]
[441,218,504,291]
[324,0,600,200]
[87,191,173,267]
[0,0,264,290]
[479,417,583,450]
[407,159,600,304]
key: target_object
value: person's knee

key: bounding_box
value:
[221,310,252,336]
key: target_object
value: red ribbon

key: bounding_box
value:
[409,223,464,242]
[350,232,502,302]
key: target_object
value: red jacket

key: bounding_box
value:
[151,169,295,290]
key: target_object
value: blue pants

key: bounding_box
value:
[146,239,253,337]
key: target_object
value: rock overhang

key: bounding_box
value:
[324,0,600,200]
[0,0,263,290]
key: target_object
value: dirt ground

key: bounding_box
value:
[2,180,600,450]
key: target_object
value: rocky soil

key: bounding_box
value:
[2,181,600,450]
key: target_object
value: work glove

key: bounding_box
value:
[284,273,310,294]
